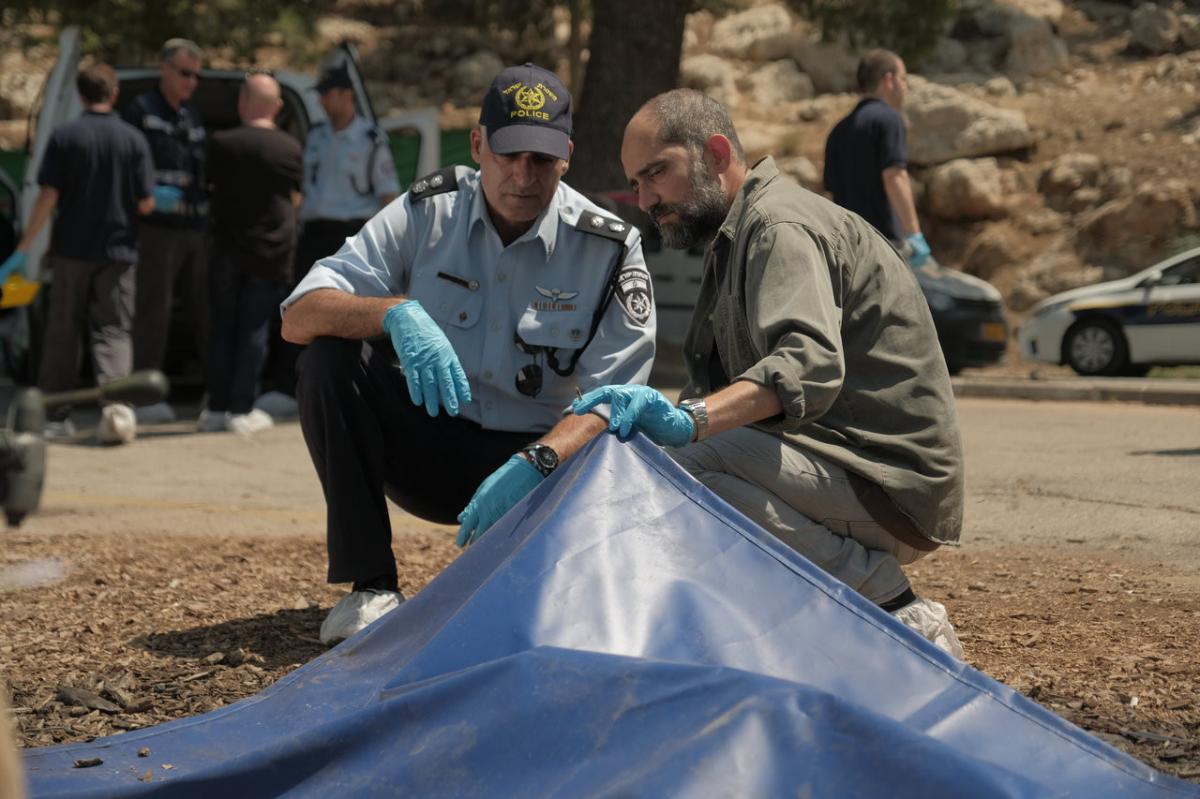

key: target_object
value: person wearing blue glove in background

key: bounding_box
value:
[8,62,155,443]
[573,89,967,658]
[281,63,656,645]
[823,49,932,267]
[123,38,211,424]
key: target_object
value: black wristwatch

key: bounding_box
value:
[520,443,560,478]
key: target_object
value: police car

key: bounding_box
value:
[1018,246,1200,376]
[0,27,440,384]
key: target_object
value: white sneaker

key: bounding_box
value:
[96,404,137,445]
[891,597,965,659]
[196,408,231,433]
[319,589,404,645]
[228,408,274,437]
[253,390,299,420]
[135,401,176,424]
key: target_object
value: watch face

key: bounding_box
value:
[525,445,558,475]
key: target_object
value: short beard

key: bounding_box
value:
[649,154,728,251]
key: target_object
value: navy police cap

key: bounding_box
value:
[479,62,572,160]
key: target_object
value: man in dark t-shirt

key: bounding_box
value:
[4,62,154,442]
[823,49,931,267]
[200,70,303,435]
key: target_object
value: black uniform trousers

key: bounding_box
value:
[262,219,367,396]
[296,337,538,585]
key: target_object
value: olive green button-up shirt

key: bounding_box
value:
[681,157,964,545]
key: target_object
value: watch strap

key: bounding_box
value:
[520,443,559,478]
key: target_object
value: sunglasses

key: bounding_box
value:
[513,335,543,398]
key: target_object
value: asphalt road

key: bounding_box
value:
[14,396,1199,581]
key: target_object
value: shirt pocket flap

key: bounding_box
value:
[517,307,593,350]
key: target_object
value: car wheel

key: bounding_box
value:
[1064,318,1127,376]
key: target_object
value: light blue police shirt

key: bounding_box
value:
[283,165,656,432]
[300,116,401,223]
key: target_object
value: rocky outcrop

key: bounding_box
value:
[792,37,859,95]
[1076,179,1199,266]
[926,158,1009,220]
[1130,4,1181,54]
[709,4,797,61]
[905,77,1035,166]
[680,54,740,106]
[742,60,814,106]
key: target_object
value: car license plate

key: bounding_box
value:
[980,322,1007,342]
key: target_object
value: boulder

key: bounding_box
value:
[985,76,1019,97]
[792,37,859,94]
[963,225,1024,279]
[1038,152,1103,208]
[993,0,1065,23]
[1180,14,1200,50]
[680,54,740,106]
[448,51,505,98]
[744,60,815,106]
[1076,179,1198,267]
[905,76,1035,166]
[917,38,968,74]
[1130,4,1181,55]
[710,4,797,61]
[926,158,1009,220]
[1004,15,1070,77]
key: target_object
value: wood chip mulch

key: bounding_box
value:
[2,532,1197,785]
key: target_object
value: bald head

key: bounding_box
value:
[239,72,282,125]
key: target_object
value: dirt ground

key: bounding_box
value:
[2,525,1198,784]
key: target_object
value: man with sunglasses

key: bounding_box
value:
[123,38,210,424]
[281,63,656,645]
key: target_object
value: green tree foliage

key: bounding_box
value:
[4,0,333,64]
[787,0,957,61]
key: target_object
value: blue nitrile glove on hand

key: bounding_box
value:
[152,185,184,213]
[384,300,471,417]
[905,232,931,267]
[573,385,694,447]
[0,251,27,283]
[456,454,544,547]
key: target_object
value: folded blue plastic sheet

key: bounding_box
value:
[22,434,1200,798]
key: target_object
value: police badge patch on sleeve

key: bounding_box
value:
[616,266,653,327]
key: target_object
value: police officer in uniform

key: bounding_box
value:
[123,38,210,423]
[258,63,401,414]
[281,63,656,644]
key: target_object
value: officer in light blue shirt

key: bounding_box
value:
[281,63,656,645]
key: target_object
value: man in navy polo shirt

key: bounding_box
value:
[1,62,154,442]
[823,49,931,267]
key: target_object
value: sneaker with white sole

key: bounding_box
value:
[253,390,299,420]
[319,589,404,645]
[96,404,137,445]
[891,597,965,659]
[135,401,176,424]
[228,408,274,437]
[196,408,231,433]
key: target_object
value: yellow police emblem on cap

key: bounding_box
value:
[515,85,546,112]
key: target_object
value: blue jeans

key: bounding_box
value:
[206,250,286,414]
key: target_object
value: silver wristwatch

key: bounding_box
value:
[677,398,710,442]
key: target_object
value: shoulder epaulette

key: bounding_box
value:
[576,210,631,244]
[408,166,459,201]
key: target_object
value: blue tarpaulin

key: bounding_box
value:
[23,434,1200,797]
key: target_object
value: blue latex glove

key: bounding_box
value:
[152,185,184,213]
[573,384,694,447]
[456,454,544,547]
[0,251,27,282]
[384,300,471,416]
[905,232,931,267]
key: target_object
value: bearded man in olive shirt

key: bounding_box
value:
[575,89,966,658]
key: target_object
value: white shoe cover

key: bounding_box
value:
[97,404,137,445]
[229,408,274,437]
[319,589,404,645]
[892,597,965,659]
